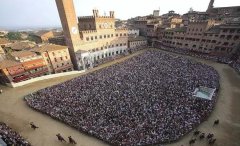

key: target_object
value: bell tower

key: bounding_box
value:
[55,0,82,70]
[207,0,214,12]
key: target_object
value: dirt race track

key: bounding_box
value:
[0,49,239,146]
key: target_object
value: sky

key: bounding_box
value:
[0,0,239,30]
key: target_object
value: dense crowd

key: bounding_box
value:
[230,60,240,73]
[154,43,240,74]
[25,50,219,146]
[0,122,31,146]
[155,44,231,63]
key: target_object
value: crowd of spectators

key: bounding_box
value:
[25,50,219,146]
[0,122,31,146]
[154,43,240,74]
[230,61,240,73]
[155,44,231,63]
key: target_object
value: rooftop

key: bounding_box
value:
[34,31,53,37]
[7,41,35,51]
[0,59,21,69]
[0,38,11,45]
[0,46,4,54]
[31,44,68,53]
[11,50,36,58]
[128,36,146,41]
[205,25,221,34]
[165,27,187,32]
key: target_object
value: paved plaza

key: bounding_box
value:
[0,49,239,146]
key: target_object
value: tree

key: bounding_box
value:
[6,32,22,40]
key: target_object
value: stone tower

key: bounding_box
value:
[55,0,82,70]
[207,0,214,12]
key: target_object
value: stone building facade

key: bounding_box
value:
[31,44,73,73]
[156,19,240,55]
[0,46,5,61]
[30,31,54,44]
[0,51,49,84]
[55,0,147,70]
[207,0,240,19]
[128,36,147,50]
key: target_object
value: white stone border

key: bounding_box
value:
[6,70,86,88]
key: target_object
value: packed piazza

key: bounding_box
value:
[0,122,31,146]
[25,50,220,146]
[154,42,240,74]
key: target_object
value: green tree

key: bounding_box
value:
[6,32,22,40]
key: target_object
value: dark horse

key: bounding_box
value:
[68,136,77,144]
[56,133,66,142]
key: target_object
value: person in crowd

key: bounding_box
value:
[213,119,220,126]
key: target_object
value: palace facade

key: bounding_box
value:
[55,0,146,70]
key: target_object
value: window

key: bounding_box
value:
[111,34,113,37]
[91,36,94,40]
[223,29,228,33]
[104,35,106,38]
[234,36,239,40]
[108,35,110,38]
[52,52,55,56]
[86,37,89,41]
[62,63,64,66]
[65,56,68,59]
[100,35,102,39]
[229,29,235,33]
[60,57,63,61]
[116,34,118,37]
[95,36,98,39]
[54,58,57,62]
